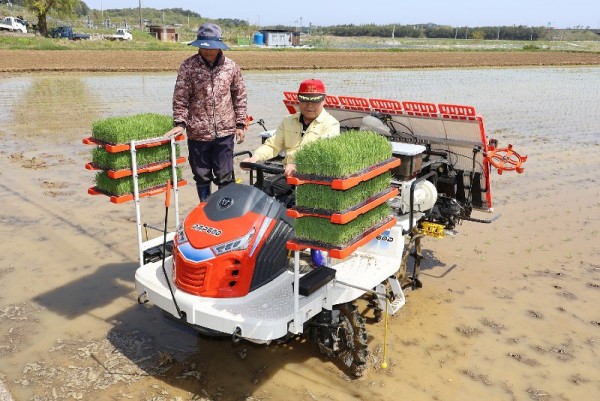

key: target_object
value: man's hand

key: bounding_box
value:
[235,128,245,144]
[284,163,297,177]
[241,156,258,170]
[165,126,185,138]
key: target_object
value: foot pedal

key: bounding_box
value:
[298,266,336,296]
[375,277,406,315]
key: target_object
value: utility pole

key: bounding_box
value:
[138,0,142,29]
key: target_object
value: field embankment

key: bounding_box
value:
[1,49,600,73]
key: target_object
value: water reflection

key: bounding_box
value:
[7,76,99,140]
[1,66,600,400]
[0,67,598,142]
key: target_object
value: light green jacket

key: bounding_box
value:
[253,109,340,165]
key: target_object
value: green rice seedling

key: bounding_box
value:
[295,173,391,212]
[95,167,183,196]
[295,203,390,247]
[295,130,392,177]
[91,113,173,144]
[92,143,180,170]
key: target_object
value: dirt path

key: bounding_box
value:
[1,49,600,73]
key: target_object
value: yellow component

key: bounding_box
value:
[381,297,389,370]
[421,221,445,238]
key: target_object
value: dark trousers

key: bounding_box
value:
[188,136,234,200]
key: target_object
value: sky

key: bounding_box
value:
[84,1,599,29]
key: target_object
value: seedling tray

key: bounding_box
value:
[288,187,398,224]
[286,217,395,259]
[287,158,400,190]
[85,156,187,179]
[88,179,187,204]
[82,133,184,153]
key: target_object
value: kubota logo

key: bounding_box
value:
[218,197,234,210]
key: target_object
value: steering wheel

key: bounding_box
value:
[484,144,527,175]
[239,161,285,175]
[240,161,287,198]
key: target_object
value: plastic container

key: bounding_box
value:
[253,32,264,46]
[391,142,426,180]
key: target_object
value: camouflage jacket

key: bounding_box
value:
[172,52,247,141]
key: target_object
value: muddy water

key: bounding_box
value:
[0,67,599,401]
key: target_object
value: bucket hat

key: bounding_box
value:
[189,22,229,50]
[297,79,326,103]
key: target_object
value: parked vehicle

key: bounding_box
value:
[0,16,27,33]
[104,28,132,41]
[50,26,90,40]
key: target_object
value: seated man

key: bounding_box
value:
[242,79,340,193]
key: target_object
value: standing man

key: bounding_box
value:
[166,22,247,202]
[242,79,339,177]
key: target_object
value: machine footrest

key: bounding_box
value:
[299,266,336,296]
[389,297,405,314]
[375,277,406,315]
[143,241,173,264]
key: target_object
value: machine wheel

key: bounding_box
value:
[366,293,383,323]
[333,303,369,377]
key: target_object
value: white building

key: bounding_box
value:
[260,29,294,47]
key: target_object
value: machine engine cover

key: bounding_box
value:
[173,184,293,298]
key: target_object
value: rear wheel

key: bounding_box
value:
[333,303,369,377]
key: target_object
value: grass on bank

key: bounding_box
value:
[2,32,599,52]
[0,32,191,51]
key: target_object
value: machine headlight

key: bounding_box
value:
[211,228,255,256]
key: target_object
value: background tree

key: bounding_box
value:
[471,30,485,40]
[24,0,78,36]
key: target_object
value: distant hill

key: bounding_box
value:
[76,2,249,30]
[3,1,597,41]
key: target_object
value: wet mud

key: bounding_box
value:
[0,67,599,400]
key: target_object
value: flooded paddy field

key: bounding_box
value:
[0,67,599,401]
